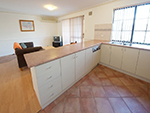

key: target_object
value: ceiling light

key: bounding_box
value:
[44,5,57,11]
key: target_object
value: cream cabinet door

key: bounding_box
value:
[75,50,86,80]
[110,46,123,69]
[136,50,150,80]
[100,44,111,65]
[61,54,75,90]
[121,48,139,74]
[85,48,93,73]
[93,50,100,67]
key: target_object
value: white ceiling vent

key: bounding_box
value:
[89,11,92,16]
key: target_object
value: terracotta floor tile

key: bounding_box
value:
[114,71,124,77]
[109,77,124,86]
[74,79,84,87]
[136,97,150,112]
[95,71,108,78]
[95,98,114,113]
[103,86,120,97]
[123,97,148,113]
[54,93,66,105]
[92,86,106,97]
[115,86,133,97]
[64,98,80,113]
[127,85,147,97]
[89,76,101,85]
[80,78,91,86]
[44,102,55,113]
[109,98,131,113]
[49,100,65,113]
[93,67,102,72]
[119,77,135,86]
[100,78,113,86]
[80,98,97,113]
[80,86,93,97]
[38,110,46,113]
[104,68,116,77]
[42,65,150,113]
[68,87,80,98]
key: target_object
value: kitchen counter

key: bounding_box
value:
[24,40,109,68]
[103,42,150,51]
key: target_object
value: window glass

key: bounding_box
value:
[145,32,150,43]
[132,32,145,43]
[112,4,150,44]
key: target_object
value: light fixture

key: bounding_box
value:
[44,5,57,11]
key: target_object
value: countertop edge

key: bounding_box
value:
[24,41,103,68]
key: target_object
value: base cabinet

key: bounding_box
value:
[110,46,123,69]
[85,48,93,73]
[100,44,150,82]
[75,50,86,80]
[136,50,150,80]
[61,54,75,90]
[100,44,111,65]
[121,48,139,74]
[93,50,100,67]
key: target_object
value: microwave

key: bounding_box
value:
[53,36,61,42]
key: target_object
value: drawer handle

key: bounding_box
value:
[47,76,52,79]
[50,93,54,97]
[49,85,53,88]
[46,66,51,70]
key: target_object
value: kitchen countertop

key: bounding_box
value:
[103,42,150,51]
[24,40,109,68]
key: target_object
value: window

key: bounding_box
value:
[62,16,84,45]
[112,3,150,45]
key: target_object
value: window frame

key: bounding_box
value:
[111,3,150,45]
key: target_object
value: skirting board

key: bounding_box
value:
[99,62,150,83]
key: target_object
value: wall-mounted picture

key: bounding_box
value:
[19,20,35,32]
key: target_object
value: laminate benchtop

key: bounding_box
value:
[24,40,109,68]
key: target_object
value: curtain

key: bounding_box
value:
[62,16,83,45]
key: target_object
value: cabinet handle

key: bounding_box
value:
[47,76,52,79]
[46,66,51,70]
[49,85,53,88]
[50,93,54,97]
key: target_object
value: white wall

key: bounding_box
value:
[57,0,150,41]
[0,12,57,57]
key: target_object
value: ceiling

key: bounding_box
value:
[0,0,115,17]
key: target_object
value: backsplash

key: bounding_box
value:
[94,24,112,41]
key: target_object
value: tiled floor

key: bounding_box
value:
[39,65,150,113]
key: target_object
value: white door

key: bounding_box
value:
[75,50,86,80]
[100,44,111,65]
[136,50,150,80]
[110,46,123,69]
[93,50,100,67]
[61,54,75,90]
[121,48,139,74]
[85,48,93,73]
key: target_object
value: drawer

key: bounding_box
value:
[40,84,62,106]
[37,68,61,87]
[39,77,61,95]
[35,59,60,77]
